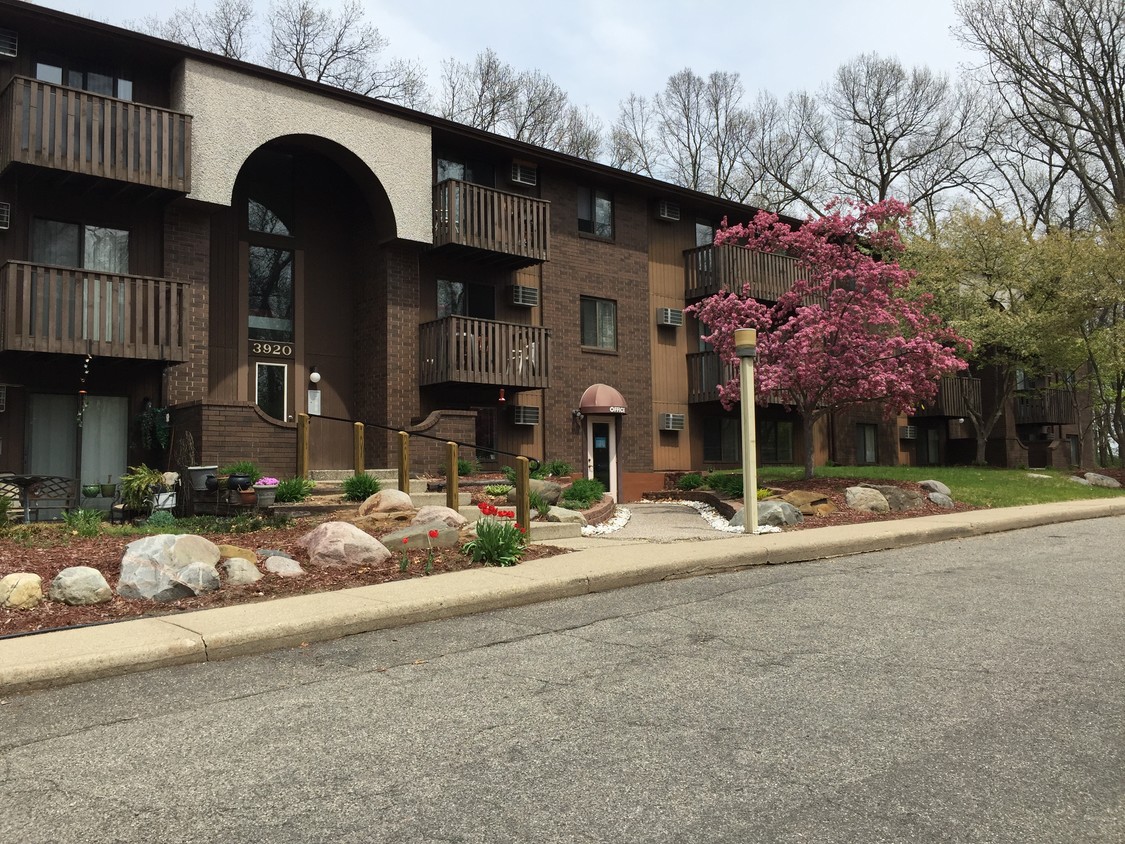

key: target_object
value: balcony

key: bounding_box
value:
[432,179,550,268]
[419,316,549,389]
[688,351,735,403]
[0,77,191,192]
[1015,388,1076,425]
[0,262,188,362]
[685,244,801,301]
[912,376,982,418]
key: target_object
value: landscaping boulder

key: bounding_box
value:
[1084,472,1121,488]
[217,544,256,563]
[1068,476,1091,485]
[176,562,221,595]
[0,573,42,609]
[222,557,263,585]
[170,534,221,568]
[381,523,461,549]
[358,489,413,515]
[264,556,304,577]
[298,521,391,567]
[48,566,111,605]
[846,486,890,513]
[507,479,562,506]
[928,492,955,509]
[859,483,923,511]
[118,534,222,602]
[412,505,468,530]
[780,490,836,516]
[919,479,951,497]
[547,506,587,525]
[730,501,802,528]
[1027,473,1051,479]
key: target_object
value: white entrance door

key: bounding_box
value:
[585,415,618,502]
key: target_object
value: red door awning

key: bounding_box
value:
[579,383,627,414]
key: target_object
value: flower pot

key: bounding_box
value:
[152,491,177,510]
[238,488,257,506]
[82,484,102,498]
[227,473,253,491]
[187,465,219,492]
[253,485,277,507]
[100,483,117,498]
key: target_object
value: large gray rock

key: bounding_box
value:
[507,479,562,506]
[547,506,587,525]
[176,562,220,595]
[222,557,263,586]
[859,483,923,511]
[846,486,890,513]
[730,500,803,528]
[1084,472,1121,488]
[118,534,222,602]
[919,479,951,497]
[412,505,467,530]
[298,521,391,567]
[381,523,461,549]
[358,489,413,515]
[1068,476,1091,485]
[264,556,304,577]
[0,573,42,609]
[48,566,111,605]
[928,492,955,509]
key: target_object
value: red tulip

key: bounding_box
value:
[428,529,439,538]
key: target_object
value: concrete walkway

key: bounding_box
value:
[4,497,1125,695]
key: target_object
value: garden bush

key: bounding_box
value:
[274,477,315,503]
[144,510,177,529]
[704,471,745,497]
[219,461,262,483]
[62,508,104,537]
[562,478,605,509]
[676,472,705,491]
[541,460,573,477]
[484,483,513,496]
[342,473,381,501]
[529,489,551,518]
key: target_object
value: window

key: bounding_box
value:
[248,198,291,237]
[857,423,878,464]
[436,156,494,186]
[36,60,132,100]
[704,417,740,463]
[760,419,794,464]
[580,296,617,350]
[578,187,613,238]
[256,363,287,421]
[31,219,128,272]
[695,221,715,247]
[437,280,495,320]
[248,246,294,342]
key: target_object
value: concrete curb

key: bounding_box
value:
[3,498,1124,695]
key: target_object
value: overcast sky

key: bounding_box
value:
[38,0,980,124]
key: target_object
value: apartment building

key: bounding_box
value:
[0,1,1091,504]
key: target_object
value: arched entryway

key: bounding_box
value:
[579,383,627,501]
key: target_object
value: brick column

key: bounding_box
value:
[163,202,211,406]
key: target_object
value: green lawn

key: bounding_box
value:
[754,465,1125,508]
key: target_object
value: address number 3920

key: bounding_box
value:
[251,342,293,356]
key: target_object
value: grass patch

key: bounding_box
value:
[756,465,1124,508]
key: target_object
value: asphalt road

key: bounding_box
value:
[2,519,1123,843]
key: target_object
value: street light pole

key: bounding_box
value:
[734,328,758,534]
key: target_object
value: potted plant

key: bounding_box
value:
[82,483,102,498]
[186,464,219,492]
[119,464,165,513]
[253,476,280,508]
[100,476,117,498]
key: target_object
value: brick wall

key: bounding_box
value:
[163,201,211,405]
[172,400,297,479]
[831,403,897,466]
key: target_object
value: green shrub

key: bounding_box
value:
[705,471,745,497]
[274,477,315,503]
[457,457,479,477]
[0,497,13,532]
[484,483,513,496]
[677,472,705,491]
[562,478,606,509]
[144,510,177,530]
[528,489,551,518]
[758,487,772,501]
[219,461,262,483]
[343,473,382,501]
[501,465,517,485]
[462,517,527,567]
[542,460,573,477]
[62,508,104,537]
[119,464,164,512]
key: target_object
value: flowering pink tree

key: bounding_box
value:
[687,199,969,479]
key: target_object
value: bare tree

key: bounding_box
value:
[134,0,255,59]
[957,0,1125,224]
[741,91,829,215]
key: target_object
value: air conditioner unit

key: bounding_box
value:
[511,285,540,307]
[656,200,680,222]
[513,405,541,425]
[511,161,538,187]
[659,413,685,432]
[899,425,918,440]
[656,307,683,327]
[0,202,9,231]
[0,29,16,59]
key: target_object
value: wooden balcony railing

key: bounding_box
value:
[432,179,550,266]
[419,316,549,389]
[687,351,790,405]
[685,244,801,301]
[1015,388,1076,425]
[1,262,188,361]
[913,376,982,418]
[0,77,191,192]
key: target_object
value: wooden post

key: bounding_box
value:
[296,413,310,478]
[353,422,365,476]
[516,456,531,534]
[446,441,459,511]
[397,431,410,492]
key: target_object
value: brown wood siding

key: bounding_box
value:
[207,206,239,402]
[649,214,694,470]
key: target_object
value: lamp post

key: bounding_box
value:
[734,328,758,534]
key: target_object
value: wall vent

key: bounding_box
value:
[656,307,683,327]
[659,412,686,432]
[511,285,540,307]
[513,405,541,425]
[899,425,918,440]
[511,161,538,186]
[0,29,16,59]
[656,200,681,222]
[0,202,9,230]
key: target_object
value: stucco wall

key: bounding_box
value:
[172,59,432,244]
